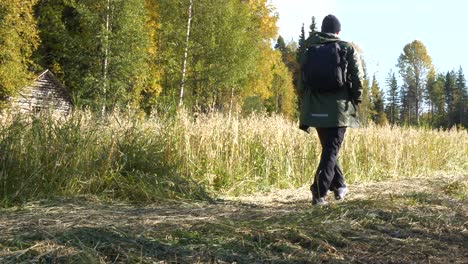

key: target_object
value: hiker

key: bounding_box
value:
[299,14,364,205]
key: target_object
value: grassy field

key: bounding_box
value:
[0,173,466,263]
[0,111,466,206]
[0,111,467,263]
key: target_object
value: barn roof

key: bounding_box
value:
[10,69,72,113]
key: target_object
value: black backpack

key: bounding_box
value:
[302,42,348,93]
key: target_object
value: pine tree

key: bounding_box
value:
[399,83,410,125]
[274,35,286,54]
[295,23,307,113]
[385,71,399,125]
[356,59,371,125]
[305,16,317,47]
[425,68,437,125]
[455,67,467,127]
[308,16,318,37]
[297,24,306,62]
[370,75,387,125]
[282,40,300,88]
[444,70,460,127]
[433,73,448,127]
[0,0,39,104]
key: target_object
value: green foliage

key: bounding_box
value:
[454,67,468,127]
[444,70,458,126]
[233,1,299,118]
[241,96,266,116]
[267,53,296,116]
[0,0,39,102]
[35,0,155,110]
[0,111,209,207]
[305,16,318,47]
[155,0,285,114]
[397,40,433,125]
[297,23,306,62]
[370,75,387,125]
[2,4,466,129]
[425,69,446,127]
[188,0,257,110]
[357,60,372,125]
[274,35,286,53]
[270,37,299,117]
[385,70,400,125]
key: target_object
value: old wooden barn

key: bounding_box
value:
[9,70,72,114]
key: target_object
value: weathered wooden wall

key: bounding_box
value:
[9,70,72,114]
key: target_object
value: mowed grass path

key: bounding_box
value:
[1,173,466,264]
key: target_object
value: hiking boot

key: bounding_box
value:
[312,197,328,206]
[334,187,348,200]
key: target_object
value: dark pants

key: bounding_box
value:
[310,127,347,198]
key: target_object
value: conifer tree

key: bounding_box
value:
[281,40,300,86]
[370,75,387,125]
[425,68,437,125]
[433,73,448,127]
[295,23,307,112]
[297,24,306,61]
[455,67,467,126]
[306,16,318,47]
[274,35,286,54]
[275,36,298,73]
[356,58,371,125]
[308,16,318,37]
[385,71,399,125]
[399,83,410,125]
[444,70,457,127]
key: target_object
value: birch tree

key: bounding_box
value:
[178,0,193,107]
[35,0,152,110]
[397,40,433,125]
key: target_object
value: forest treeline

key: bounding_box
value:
[0,0,467,128]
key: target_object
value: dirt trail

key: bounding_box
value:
[1,174,467,263]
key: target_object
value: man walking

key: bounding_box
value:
[299,15,364,205]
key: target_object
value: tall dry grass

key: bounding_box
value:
[0,110,466,206]
[177,112,467,195]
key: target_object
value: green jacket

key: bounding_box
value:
[299,32,364,131]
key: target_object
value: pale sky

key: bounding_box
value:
[269,0,468,90]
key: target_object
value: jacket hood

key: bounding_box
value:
[309,32,341,45]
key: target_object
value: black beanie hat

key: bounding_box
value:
[321,15,341,33]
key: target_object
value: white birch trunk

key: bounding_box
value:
[102,0,111,114]
[178,0,193,108]
[229,86,234,119]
